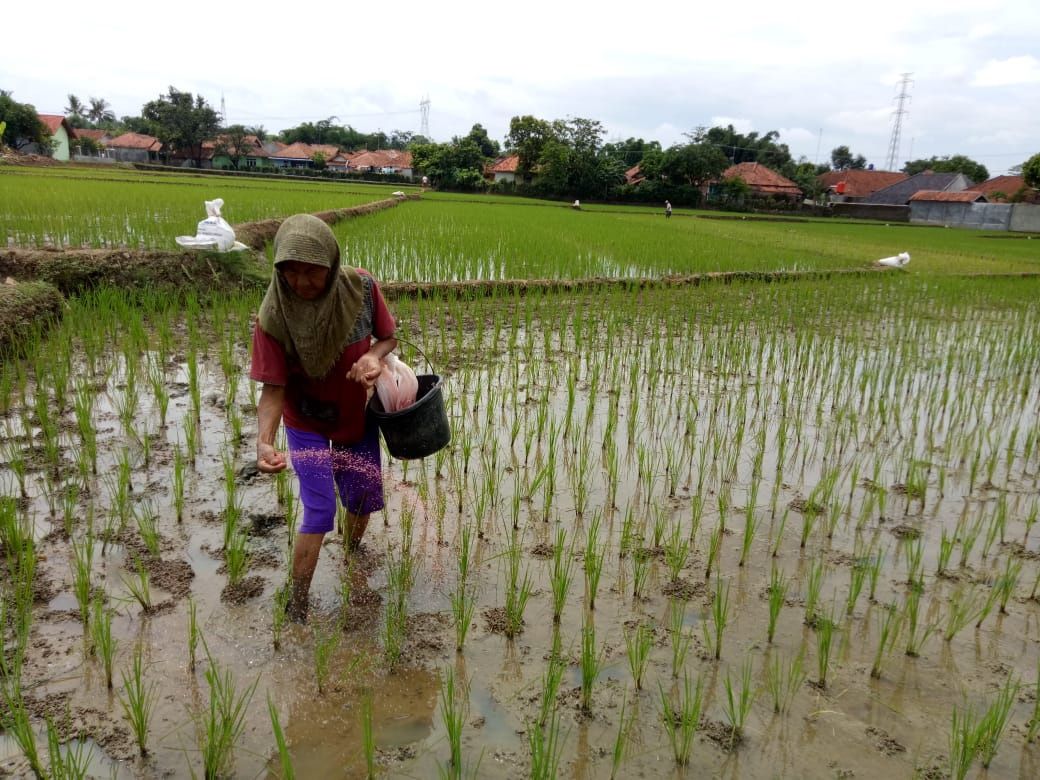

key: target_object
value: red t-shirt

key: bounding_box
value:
[250,269,396,443]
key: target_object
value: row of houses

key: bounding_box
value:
[606,154,1034,210]
[29,115,415,177]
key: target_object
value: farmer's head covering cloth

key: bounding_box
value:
[257,214,364,378]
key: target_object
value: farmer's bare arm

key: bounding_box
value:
[257,383,287,473]
[347,337,399,388]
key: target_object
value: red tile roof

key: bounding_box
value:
[967,175,1028,198]
[490,155,519,173]
[723,162,801,195]
[268,142,342,161]
[201,134,268,157]
[909,190,987,203]
[72,129,110,142]
[38,114,70,135]
[350,149,413,169]
[107,132,162,151]
[817,169,908,198]
[624,164,644,185]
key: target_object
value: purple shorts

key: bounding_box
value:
[286,420,384,534]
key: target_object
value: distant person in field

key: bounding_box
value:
[572,199,581,210]
[250,214,398,622]
[665,200,672,218]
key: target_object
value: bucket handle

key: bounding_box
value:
[393,336,437,376]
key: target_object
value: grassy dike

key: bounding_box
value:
[0,280,65,357]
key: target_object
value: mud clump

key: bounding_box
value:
[221,575,265,604]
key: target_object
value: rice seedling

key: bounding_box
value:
[624,621,653,690]
[135,503,161,558]
[0,677,44,778]
[704,523,723,581]
[1027,657,1040,742]
[658,671,704,765]
[122,557,153,613]
[903,590,937,657]
[360,690,376,779]
[767,565,788,643]
[272,582,290,651]
[45,712,94,780]
[803,558,825,625]
[186,596,200,672]
[267,694,295,780]
[905,536,925,592]
[866,545,885,602]
[632,548,651,600]
[610,691,633,780]
[437,666,467,776]
[669,600,693,677]
[172,444,186,522]
[815,605,838,688]
[663,518,691,582]
[770,510,788,558]
[224,528,251,587]
[703,576,730,661]
[936,527,955,576]
[995,555,1022,614]
[722,657,756,744]
[528,709,565,780]
[975,582,1002,630]
[959,513,985,568]
[503,534,533,638]
[579,616,604,714]
[948,702,981,780]
[71,532,95,624]
[90,594,116,689]
[118,644,158,756]
[869,601,902,680]
[313,622,340,696]
[943,587,982,642]
[765,651,806,715]
[197,649,259,779]
[977,675,1019,768]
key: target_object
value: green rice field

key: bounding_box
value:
[1,165,1039,779]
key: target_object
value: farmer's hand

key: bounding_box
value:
[348,353,382,389]
[257,442,287,473]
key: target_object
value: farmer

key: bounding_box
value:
[250,213,398,622]
[665,200,672,218]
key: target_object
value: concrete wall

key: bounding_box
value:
[1010,203,1040,233]
[831,202,909,222]
[911,202,1012,230]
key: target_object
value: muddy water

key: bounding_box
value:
[1,282,1039,778]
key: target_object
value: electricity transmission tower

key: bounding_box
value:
[885,73,912,171]
[419,96,431,139]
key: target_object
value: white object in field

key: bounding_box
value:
[877,251,910,268]
[392,190,406,198]
[175,236,249,251]
[572,199,581,209]
[375,353,418,413]
[175,198,237,251]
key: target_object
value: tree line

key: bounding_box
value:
[3,86,1039,203]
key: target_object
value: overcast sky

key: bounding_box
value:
[5,0,1038,174]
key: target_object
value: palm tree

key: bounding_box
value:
[65,94,85,119]
[87,97,115,125]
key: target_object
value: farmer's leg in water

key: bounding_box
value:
[285,427,340,621]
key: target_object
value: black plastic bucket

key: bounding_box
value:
[369,373,451,460]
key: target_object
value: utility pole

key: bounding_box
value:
[885,73,912,171]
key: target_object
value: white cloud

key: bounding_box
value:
[710,117,753,134]
[971,56,1040,86]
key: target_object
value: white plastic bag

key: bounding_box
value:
[876,251,910,268]
[175,198,240,251]
[375,354,418,413]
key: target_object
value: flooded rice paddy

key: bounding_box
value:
[1,275,1039,779]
